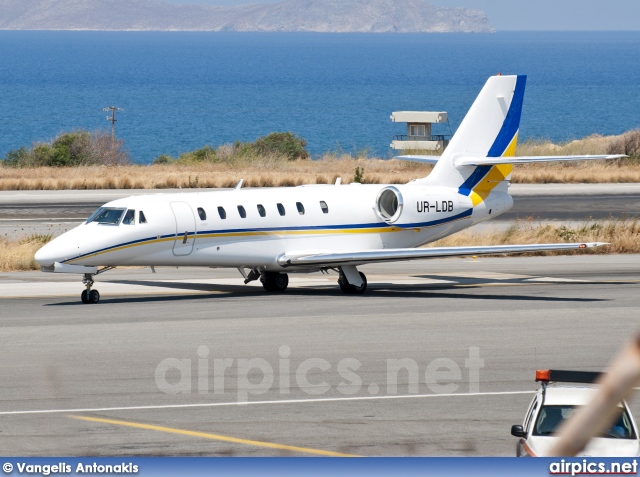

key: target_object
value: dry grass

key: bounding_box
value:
[512,132,640,184]
[0,234,53,272]
[0,157,433,190]
[430,219,640,255]
[1,131,639,190]
[3,221,639,272]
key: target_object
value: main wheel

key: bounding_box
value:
[81,289,90,304]
[338,272,367,295]
[89,289,100,304]
[261,272,289,292]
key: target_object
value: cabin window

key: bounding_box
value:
[320,201,329,214]
[257,204,266,217]
[277,203,286,216]
[296,202,305,215]
[217,206,227,219]
[237,205,247,218]
[197,207,207,220]
[86,207,125,225]
[139,211,147,224]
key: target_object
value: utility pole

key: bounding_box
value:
[103,106,124,143]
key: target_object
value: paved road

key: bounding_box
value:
[0,255,638,456]
[1,184,639,238]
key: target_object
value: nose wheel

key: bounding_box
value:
[81,289,100,304]
[81,273,100,304]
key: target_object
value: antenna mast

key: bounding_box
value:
[103,106,124,142]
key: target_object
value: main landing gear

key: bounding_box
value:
[261,271,289,292]
[338,269,367,295]
[241,266,367,294]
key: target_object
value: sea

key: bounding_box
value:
[1,31,639,163]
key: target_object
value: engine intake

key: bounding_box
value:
[375,186,403,223]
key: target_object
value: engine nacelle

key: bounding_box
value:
[374,185,473,228]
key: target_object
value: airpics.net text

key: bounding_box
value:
[155,346,484,402]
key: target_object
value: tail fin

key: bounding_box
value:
[417,74,526,204]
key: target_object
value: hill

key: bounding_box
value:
[0,0,494,32]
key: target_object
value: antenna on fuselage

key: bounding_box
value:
[335,177,342,185]
[234,179,244,190]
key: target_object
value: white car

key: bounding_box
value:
[511,370,640,457]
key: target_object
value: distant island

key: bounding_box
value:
[0,0,494,33]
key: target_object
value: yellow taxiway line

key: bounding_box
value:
[70,415,358,457]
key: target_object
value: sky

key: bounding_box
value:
[166,0,640,30]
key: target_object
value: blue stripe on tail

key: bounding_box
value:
[458,75,527,197]
[487,75,526,157]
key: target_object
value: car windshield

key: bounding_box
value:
[86,207,126,225]
[534,405,636,439]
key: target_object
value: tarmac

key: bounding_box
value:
[0,255,639,456]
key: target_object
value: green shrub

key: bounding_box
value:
[176,145,217,164]
[31,144,55,166]
[50,131,91,166]
[2,130,129,167]
[170,133,310,165]
[3,147,30,167]
[252,132,309,160]
[153,154,174,165]
[353,166,364,183]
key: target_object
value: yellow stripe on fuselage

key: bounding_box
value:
[469,132,518,206]
[197,226,401,240]
[66,226,404,263]
[65,213,474,265]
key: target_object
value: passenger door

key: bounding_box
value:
[170,202,196,256]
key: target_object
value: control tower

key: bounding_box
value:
[390,111,449,152]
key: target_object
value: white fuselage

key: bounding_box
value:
[34,183,513,272]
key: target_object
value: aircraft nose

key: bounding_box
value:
[34,241,58,267]
[34,229,86,267]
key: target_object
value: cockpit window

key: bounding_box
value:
[139,211,147,224]
[86,207,126,225]
[123,209,135,225]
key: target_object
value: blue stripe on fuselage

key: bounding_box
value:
[62,209,473,264]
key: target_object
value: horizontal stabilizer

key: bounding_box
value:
[278,242,608,267]
[393,155,441,164]
[455,154,627,167]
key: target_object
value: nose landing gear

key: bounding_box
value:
[81,273,100,304]
[78,267,115,304]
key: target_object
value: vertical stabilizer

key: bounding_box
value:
[416,75,526,205]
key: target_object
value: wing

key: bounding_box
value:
[278,242,607,267]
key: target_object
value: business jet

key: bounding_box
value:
[34,75,623,303]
